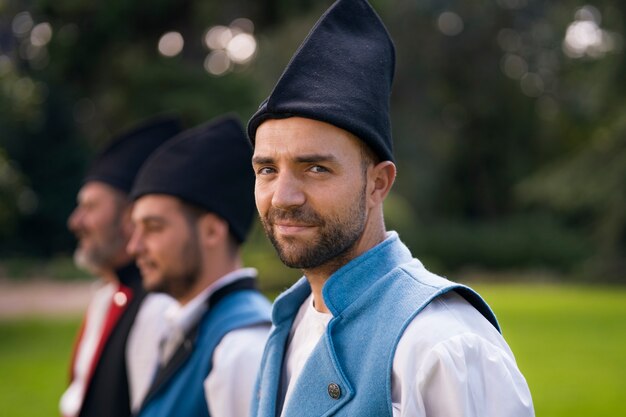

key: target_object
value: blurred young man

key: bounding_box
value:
[127,115,271,417]
[247,1,534,416]
[61,115,182,417]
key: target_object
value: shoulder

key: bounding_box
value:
[393,291,518,382]
[132,293,176,330]
[392,292,534,416]
[127,293,175,355]
[208,324,271,384]
[397,291,509,358]
[213,324,271,365]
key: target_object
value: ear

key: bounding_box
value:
[367,161,396,207]
[197,213,229,248]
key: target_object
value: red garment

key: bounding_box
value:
[64,284,134,416]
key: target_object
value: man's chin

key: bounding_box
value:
[274,247,318,269]
[73,250,101,275]
[141,274,166,294]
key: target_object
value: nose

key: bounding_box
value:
[270,171,306,209]
[67,207,82,232]
[126,230,144,257]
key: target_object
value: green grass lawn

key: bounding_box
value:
[0,317,79,417]
[474,283,626,416]
[0,283,625,416]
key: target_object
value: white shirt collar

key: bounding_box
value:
[163,267,258,335]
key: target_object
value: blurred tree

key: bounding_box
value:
[382,0,624,279]
[518,112,626,281]
[0,0,624,280]
[0,0,317,256]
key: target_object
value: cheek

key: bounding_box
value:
[254,187,270,214]
[323,183,363,214]
[91,209,118,230]
[142,235,169,259]
[159,229,193,258]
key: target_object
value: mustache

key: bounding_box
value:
[266,206,324,226]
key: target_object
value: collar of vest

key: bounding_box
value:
[271,231,415,324]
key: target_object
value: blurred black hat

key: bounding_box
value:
[247,0,396,162]
[131,115,255,244]
[84,115,183,193]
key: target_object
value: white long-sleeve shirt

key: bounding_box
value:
[282,291,534,417]
[126,292,176,411]
[60,282,116,417]
[132,268,270,417]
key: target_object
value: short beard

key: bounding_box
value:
[148,217,202,300]
[151,266,200,301]
[262,183,367,270]
[73,229,127,275]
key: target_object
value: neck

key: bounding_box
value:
[304,222,387,314]
[98,255,134,284]
[178,255,243,306]
[100,269,119,284]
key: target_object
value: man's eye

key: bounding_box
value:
[257,167,276,175]
[309,165,328,173]
[145,223,163,232]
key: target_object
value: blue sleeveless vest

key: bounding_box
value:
[252,232,499,417]
[136,289,271,417]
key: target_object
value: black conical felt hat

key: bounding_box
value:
[248,0,395,162]
[131,115,255,243]
[84,114,183,193]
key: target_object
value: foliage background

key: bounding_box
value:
[1,2,625,416]
[1,0,625,284]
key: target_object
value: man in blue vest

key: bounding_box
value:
[126,114,272,417]
[247,0,534,416]
[61,115,181,417]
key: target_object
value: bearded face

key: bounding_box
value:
[253,117,375,274]
[127,195,204,301]
[68,182,131,275]
[260,183,367,269]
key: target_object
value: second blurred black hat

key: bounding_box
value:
[131,115,255,243]
[84,115,183,193]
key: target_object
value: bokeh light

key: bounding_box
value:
[437,12,464,36]
[203,18,257,76]
[158,32,184,57]
[204,50,231,76]
[12,12,33,37]
[520,72,544,97]
[563,5,616,58]
[204,26,232,50]
[501,54,528,79]
[226,33,257,63]
[30,22,53,47]
[230,18,254,34]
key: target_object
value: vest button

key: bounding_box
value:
[327,383,341,399]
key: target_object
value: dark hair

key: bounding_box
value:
[358,138,380,177]
[179,200,240,257]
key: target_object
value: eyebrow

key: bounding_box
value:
[252,153,338,165]
[252,156,274,165]
[133,215,166,225]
